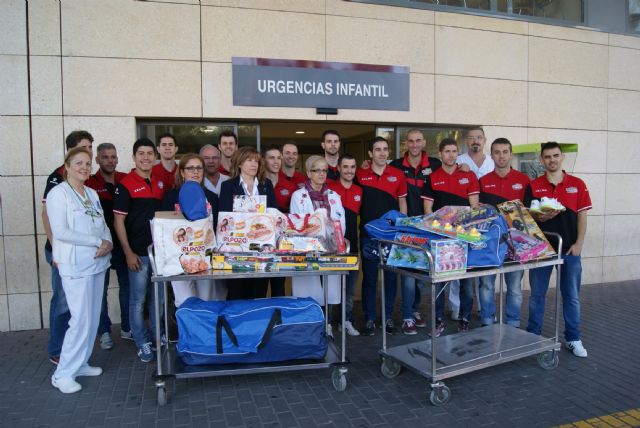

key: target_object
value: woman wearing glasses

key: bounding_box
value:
[290,156,346,336]
[47,147,113,393]
[161,153,224,306]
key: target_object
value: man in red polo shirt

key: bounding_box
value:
[328,154,362,336]
[322,130,342,181]
[525,142,591,358]
[218,130,238,176]
[422,138,479,334]
[357,137,407,336]
[86,143,130,350]
[280,142,306,188]
[152,133,178,192]
[478,138,530,328]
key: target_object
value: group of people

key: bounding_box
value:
[43,126,591,394]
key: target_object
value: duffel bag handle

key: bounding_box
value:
[257,308,282,350]
[216,315,238,354]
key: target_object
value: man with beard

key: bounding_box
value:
[200,144,228,196]
[280,141,306,188]
[218,131,238,176]
[321,130,341,181]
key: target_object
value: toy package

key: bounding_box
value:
[507,229,550,263]
[210,254,358,272]
[386,233,468,276]
[497,199,555,257]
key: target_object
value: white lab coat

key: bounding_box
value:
[289,187,345,305]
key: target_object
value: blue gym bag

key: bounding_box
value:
[176,297,328,365]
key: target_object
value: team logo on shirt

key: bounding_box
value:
[330,199,336,205]
[280,189,290,196]
[387,176,397,182]
[421,168,432,176]
[512,183,523,190]
[459,178,469,185]
[158,181,164,189]
[566,186,578,194]
[133,186,146,193]
[50,178,59,185]
[354,195,361,202]
[433,181,445,186]
[360,176,374,182]
[484,184,496,188]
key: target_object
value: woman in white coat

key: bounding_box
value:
[289,156,346,335]
[47,147,113,393]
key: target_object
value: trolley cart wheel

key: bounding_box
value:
[429,383,451,406]
[331,367,347,392]
[157,386,167,406]
[380,358,402,379]
[537,350,559,370]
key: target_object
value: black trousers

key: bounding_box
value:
[226,279,269,300]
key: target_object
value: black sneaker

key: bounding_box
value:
[385,319,396,335]
[457,320,470,332]
[363,320,376,336]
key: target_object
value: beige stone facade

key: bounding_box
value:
[1,0,639,331]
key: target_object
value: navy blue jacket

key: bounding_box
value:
[218,176,277,212]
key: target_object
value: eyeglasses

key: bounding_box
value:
[184,166,204,172]
[310,169,328,174]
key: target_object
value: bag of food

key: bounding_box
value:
[216,211,278,252]
[152,211,216,276]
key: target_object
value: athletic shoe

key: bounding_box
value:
[363,320,376,336]
[149,334,168,352]
[385,319,396,335]
[51,376,82,394]
[450,311,460,321]
[49,356,60,365]
[457,320,470,332]
[566,340,588,358]
[99,332,114,350]
[76,365,103,377]
[413,312,426,328]
[137,343,154,363]
[429,319,445,338]
[327,324,334,339]
[339,321,360,337]
[120,330,134,341]
[402,319,418,336]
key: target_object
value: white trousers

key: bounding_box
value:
[292,275,341,305]
[54,270,106,380]
[172,279,227,307]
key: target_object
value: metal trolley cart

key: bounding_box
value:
[377,233,563,406]
[148,260,354,406]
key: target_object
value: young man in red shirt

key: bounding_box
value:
[525,142,592,358]
[478,138,530,327]
[322,130,342,181]
[152,133,178,192]
[422,138,480,334]
[328,154,363,336]
[280,142,306,188]
[218,130,238,176]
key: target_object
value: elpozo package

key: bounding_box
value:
[216,211,277,252]
[152,211,216,276]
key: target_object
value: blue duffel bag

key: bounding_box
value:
[176,297,328,365]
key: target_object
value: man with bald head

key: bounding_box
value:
[200,144,229,196]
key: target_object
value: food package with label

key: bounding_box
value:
[497,199,555,256]
[151,211,216,276]
[216,211,277,252]
[232,195,266,213]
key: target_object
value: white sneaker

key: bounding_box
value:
[76,365,103,377]
[326,324,334,338]
[566,340,588,358]
[120,330,134,341]
[99,332,114,350]
[51,376,82,394]
[339,321,360,337]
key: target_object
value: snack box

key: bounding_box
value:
[497,200,555,256]
[232,195,266,213]
[386,233,467,276]
[210,254,358,271]
[216,211,277,252]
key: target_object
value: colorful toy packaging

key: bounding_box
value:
[506,229,550,263]
[216,211,277,252]
[386,233,468,276]
[497,199,555,257]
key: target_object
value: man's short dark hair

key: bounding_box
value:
[491,138,512,152]
[65,130,94,150]
[96,142,116,154]
[218,130,238,145]
[261,145,281,157]
[157,132,176,146]
[438,138,458,152]
[465,126,485,137]
[338,153,356,166]
[541,141,562,155]
[133,138,156,155]
[368,136,388,152]
[322,129,340,141]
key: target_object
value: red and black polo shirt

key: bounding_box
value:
[152,162,177,192]
[421,167,479,211]
[42,165,65,252]
[86,170,127,246]
[390,151,442,216]
[524,172,592,252]
[272,176,298,213]
[279,170,306,189]
[327,163,339,182]
[218,163,231,176]
[113,170,164,256]
[356,165,407,236]
[328,180,363,254]
[479,168,530,206]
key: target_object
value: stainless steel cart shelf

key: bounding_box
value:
[149,263,354,406]
[377,232,563,406]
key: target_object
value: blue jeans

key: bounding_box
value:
[400,276,426,320]
[46,248,70,358]
[479,271,524,327]
[360,236,396,322]
[527,254,582,342]
[128,256,164,348]
[98,246,130,335]
[345,269,358,322]
[452,278,474,322]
